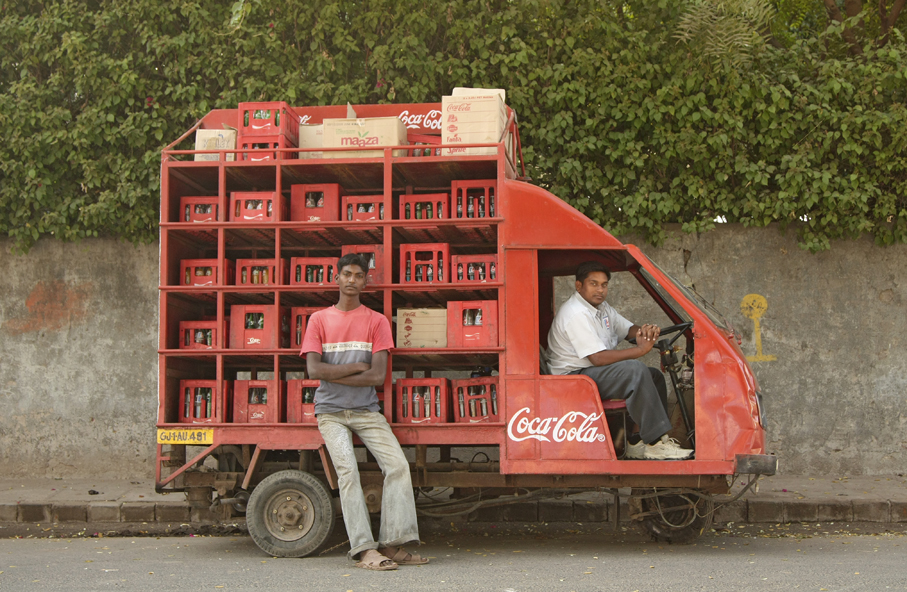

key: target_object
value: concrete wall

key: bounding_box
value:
[1,226,904,478]
[0,239,159,479]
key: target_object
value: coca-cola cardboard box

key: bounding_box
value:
[323,117,408,159]
[396,308,448,348]
[441,93,509,156]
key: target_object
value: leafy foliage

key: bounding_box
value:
[1,0,905,253]
[676,0,776,66]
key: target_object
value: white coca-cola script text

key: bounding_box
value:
[507,407,607,443]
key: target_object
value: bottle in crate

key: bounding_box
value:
[180,259,235,287]
[236,258,289,286]
[399,243,449,284]
[394,379,450,424]
[452,180,496,219]
[179,196,219,223]
[452,254,497,284]
[287,379,320,423]
[342,195,384,222]
[341,244,385,285]
[451,377,500,423]
[290,257,339,286]
[447,300,498,347]
[290,183,343,222]
[229,191,286,222]
[178,380,232,424]
[233,380,286,423]
[229,305,291,349]
[399,193,449,220]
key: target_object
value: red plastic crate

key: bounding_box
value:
[287,379,320,423]
[236,258,289,286]
[229,191,286,222]
[291,306,324,348]
[447,300,499,347]
[341,244,386,285]
[290,183,343,222]
[239,134,296,161]
[178,380,232,424]
[179,320,229,350]
[452,254,498,283]
[451,377,500,423]
[233,380,286,423]
[238,102,300,144]
[342,195,385,222]
[399,243,449,284]
[290,257,339,286]
[229,305,290,349]
[180,259,235,287]
[179,196,220,223]
[399,193,449,220]
[394,378,450,424]
[452,180,497,219]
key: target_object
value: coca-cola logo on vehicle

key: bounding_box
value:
[247,337,261,345]
[507,407,607,443]
[397,109,442,130]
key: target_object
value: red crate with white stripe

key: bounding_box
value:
[394,378,450,424]
[287,379,320,424]
[233,380,286,423]
[229,305,290,349]
[178,380,232,424]
[451,377,500,423]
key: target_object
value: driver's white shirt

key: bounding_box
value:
[546,291,634,375]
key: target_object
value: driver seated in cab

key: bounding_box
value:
[546,261,692,460]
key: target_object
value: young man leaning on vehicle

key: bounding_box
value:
[301,253,428,571]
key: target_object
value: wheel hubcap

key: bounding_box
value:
[264,488,316,541]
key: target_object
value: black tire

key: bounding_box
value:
[246,470,335,558]
[628,488,713,544]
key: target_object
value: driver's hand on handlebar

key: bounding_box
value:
[634,324,658,354]
[638,323,660,342]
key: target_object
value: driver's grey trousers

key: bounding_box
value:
[572,360,672,444]
[317,410,420,559]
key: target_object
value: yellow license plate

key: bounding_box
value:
[157,428,214,445]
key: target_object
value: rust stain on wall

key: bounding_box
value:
[3,280,93,334]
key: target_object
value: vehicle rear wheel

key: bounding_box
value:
[628,488,713,544]
[246,470,335,557]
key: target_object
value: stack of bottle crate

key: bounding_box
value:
[236,101,300,161]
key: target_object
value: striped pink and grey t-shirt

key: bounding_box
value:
[300,305,394,414]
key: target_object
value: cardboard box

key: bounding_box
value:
[441,94,508,156]
[323,117,408,159]
[452,87,506,103]
[298,124,323,159]
[194,128,236,161]
[397,308,447,348]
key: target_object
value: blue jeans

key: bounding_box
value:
[317,410,420,559]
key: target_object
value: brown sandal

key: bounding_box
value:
[378,546,429,565]
[355,549,398,571]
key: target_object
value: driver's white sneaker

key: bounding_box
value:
[643,435,693,460]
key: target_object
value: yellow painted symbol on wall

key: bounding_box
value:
[740,294,776,362]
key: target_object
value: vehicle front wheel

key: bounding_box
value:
[246,470,335,557]
[628,488,713,544]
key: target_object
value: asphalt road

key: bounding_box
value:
[1,523,905,591]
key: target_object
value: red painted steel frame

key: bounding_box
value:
[157,102,767,491]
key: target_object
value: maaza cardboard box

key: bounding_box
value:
[397,308,448,348]
[323,117,408,159]
[298,124,324,159]
[194,128,237,161]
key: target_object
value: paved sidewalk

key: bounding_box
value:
[0,474,905,538]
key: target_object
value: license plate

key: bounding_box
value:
[156,428,214,445]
